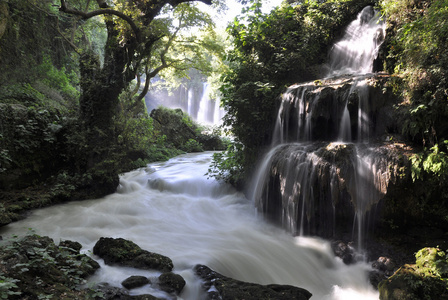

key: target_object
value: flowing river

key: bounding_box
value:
[0,152,378,299]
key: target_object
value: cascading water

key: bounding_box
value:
[196,83,225,125]
[0,152,378,300]
[250,6,389,249]
[145,81,225,126]
[327,6,385,77]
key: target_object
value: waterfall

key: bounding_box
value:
[327,6,385,76]
[197,83,225,125]
[251,6,390,249]
[146,82,225,125]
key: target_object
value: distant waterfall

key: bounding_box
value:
[145,81,225,126]
[196,83,225,125]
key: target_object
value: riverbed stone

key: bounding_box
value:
[96,283,162,300]
[158,272,186,295]
[122,276,151,289]
[93,237,173,272]
[194,264,312,300]
[331,240,355,264]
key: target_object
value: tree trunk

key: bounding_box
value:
[77,20,136,196]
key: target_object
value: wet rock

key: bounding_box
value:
[194,264,312,300]
[331,240,355,264]
[93,237,173,272]
[370,257,396,288]
[59,239,83,253]
[158,272,186,295]
[122,276,151,290]
[96,283,162,300]
[373,256,395,273]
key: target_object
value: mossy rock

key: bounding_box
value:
[158,272,186,295]
[93,237,173,272]
[379,247,448,300]
[121,275,150,290]
[0,234,100,300]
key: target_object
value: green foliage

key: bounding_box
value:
[380,1,448,211]
[415,247,448,278]
[36,56,79,100]
[381,0,448,147]
[411,140,448,182]
[0,83,47,106]
[0,103,66,184]
[181,138,204,152]
[0,0,79,86]
[0,275,21,299]
[379,247,448,300]
[207,142,246,186]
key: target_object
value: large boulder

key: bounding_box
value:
[93,237,173,272]
[379,247,448,300]
[121,276,151,290]
[150,107,225,151]
[158,272,186,295]
[194,264,312,300]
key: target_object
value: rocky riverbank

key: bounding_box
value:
[0,235,313,300]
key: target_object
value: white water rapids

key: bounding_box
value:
[0,152,378,299]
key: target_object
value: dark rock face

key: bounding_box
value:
[255,141,408,238]
[158,272,186,295]
[122,276,151,290]
[93,237,173,272]
[194,264,312,300]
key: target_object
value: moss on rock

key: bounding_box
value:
[0,234,100,299]
[379,247,448,300]
[93,237,173,272]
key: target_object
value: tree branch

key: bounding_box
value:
[59,0,141,42]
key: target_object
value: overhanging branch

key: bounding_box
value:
[59,0,141,42]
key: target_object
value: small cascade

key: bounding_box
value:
[327,6,385,76]
[251,6,395,249]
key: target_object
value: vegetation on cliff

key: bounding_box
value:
[379,0,448,212]
[379,247,448,299]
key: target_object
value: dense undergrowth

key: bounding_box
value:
[380,0,448,215]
